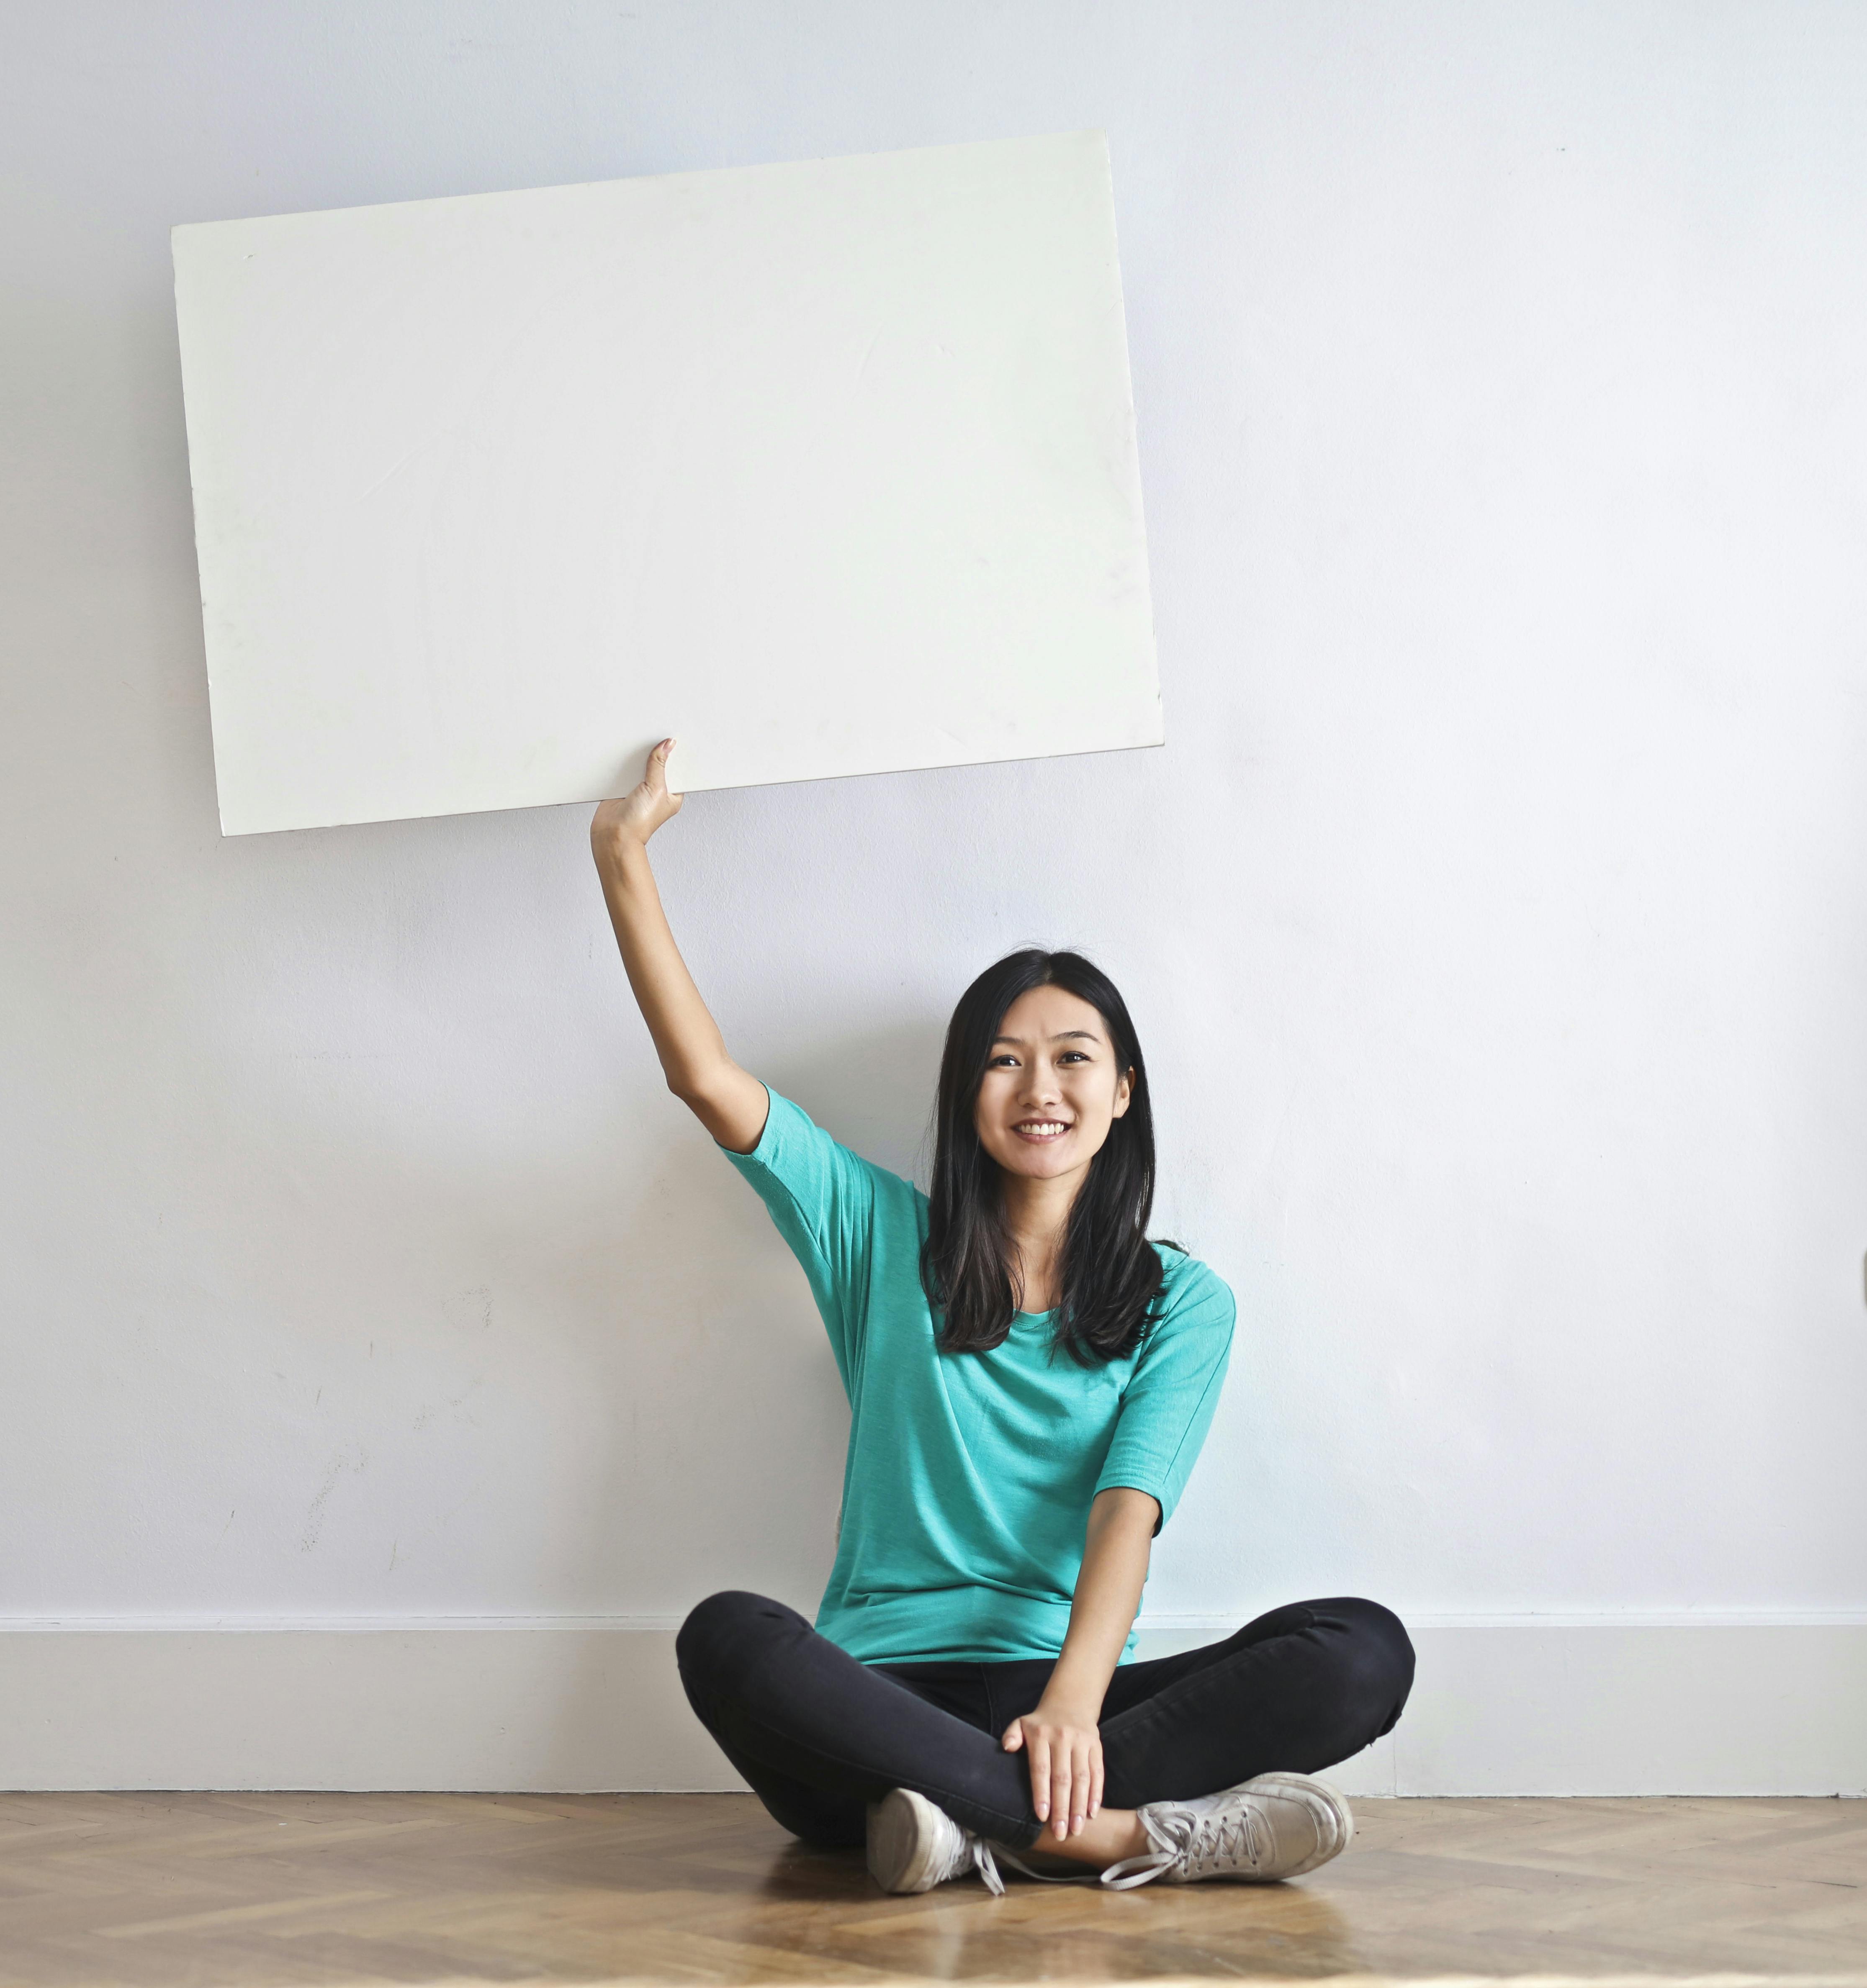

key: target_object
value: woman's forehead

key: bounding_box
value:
[995,985,1106,1039]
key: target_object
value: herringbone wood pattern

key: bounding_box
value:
[0,1792,1862,1987]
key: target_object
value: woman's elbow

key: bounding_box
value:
[1092,1486,1162,1533]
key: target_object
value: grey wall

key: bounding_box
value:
[4,3,1864,1673]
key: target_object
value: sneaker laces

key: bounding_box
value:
[1099,1798,1268,1889]
[942,1832,1006,1896]
[963,1836,1112,1894]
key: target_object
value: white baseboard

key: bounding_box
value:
[2,1618,1862,1795]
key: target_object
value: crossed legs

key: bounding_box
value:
[675,1591,1415,1855]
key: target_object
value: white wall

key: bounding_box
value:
[3,1,1865,1791]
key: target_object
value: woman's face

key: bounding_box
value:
[972,984,1134,1184]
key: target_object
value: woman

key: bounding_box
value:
[592,741,1414,1896]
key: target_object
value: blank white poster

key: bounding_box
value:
[171,132,1162,836]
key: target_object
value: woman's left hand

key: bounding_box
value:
[1001,1698,1104,1842]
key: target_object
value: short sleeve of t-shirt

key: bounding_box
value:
[717,1085,879,1397]
[1093,1256,1235,1530]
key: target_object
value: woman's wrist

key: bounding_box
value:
[1034,1703,1100,1733]
[591,825,651,873]
[1034,1676,1107,1727]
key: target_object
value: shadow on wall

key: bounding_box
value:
[572,1010,951,1596]
[141,932,953,1630]
[762,1015,949,1191]
[553,1012,949,1774]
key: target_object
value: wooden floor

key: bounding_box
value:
[1,1792,1863,1987]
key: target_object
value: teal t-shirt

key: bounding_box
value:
[722,1086,1236,1666]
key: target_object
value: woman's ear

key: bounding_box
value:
[1112,1067,1135,1118]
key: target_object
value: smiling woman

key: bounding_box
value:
[925,953,1164,1363]
[590,741,1415,1898]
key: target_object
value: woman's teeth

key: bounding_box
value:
[1015,1122,1069,1138]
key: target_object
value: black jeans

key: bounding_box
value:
[676,1590,1415,1852]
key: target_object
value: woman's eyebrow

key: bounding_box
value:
[990,1029,1102,1047]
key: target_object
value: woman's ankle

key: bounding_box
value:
[1020,1807,1148,1869]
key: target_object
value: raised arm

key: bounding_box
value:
[590,739,769,1155]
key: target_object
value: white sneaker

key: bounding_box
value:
[1100,1772,1353,1888]
[866,1788,1006,1896]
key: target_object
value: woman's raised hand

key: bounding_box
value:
[591,737,683,850]
[587,735,769,1156]
[1002,1699,1104,1843]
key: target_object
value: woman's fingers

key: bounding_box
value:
[1051,1752,1075,1841]
[593,740,684,848]
[655,741,683,812]
[1012,1718,1108,1837]
[1008,1721,1111,1838]
[1071,1741,1094,1834]
[1027,1730,1052,1822]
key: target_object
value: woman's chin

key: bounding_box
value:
[994,1140,1080,1178]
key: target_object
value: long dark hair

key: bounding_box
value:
[919,948,1173,1365]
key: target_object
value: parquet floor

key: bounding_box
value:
[0,1792,1862,1987]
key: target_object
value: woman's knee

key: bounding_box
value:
[675,1590,800,1700]
[1317,1597,1415,1728]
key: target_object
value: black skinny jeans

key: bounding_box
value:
[676,1591,1415,1852]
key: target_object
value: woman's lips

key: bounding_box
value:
[1011,1120,1072,1140]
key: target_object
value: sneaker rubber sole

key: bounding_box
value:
[1238,1772,1355,1878]
[865,1788,952,1893]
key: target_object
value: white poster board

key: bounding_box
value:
[172,132,1162,836]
